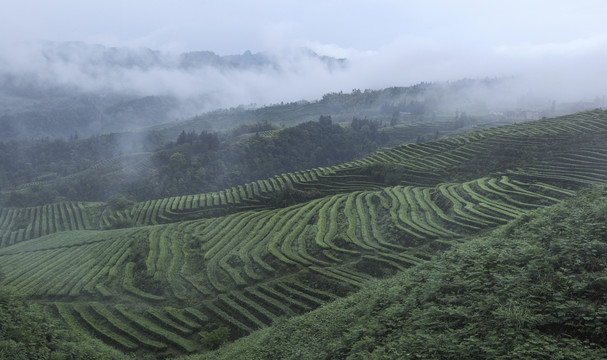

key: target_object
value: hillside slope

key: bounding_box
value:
[186,186,607,359]
[0,114,485,207]
[0,110,606,358]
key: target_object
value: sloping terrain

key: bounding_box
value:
[186,186,607,359]
[0,115,487,207]
[0,109,606,357]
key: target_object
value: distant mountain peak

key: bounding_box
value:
[16,41,347,73]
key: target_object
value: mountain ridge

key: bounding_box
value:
[0,41,348,140]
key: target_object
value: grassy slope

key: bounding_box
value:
[1,110,607,357]
[187,187,607,360]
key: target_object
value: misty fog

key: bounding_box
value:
[1,35,605,120]
[0,1,606,140]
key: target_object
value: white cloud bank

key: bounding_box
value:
[0,0,605,114]
[1,33,605,116]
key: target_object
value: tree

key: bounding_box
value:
[319,115,332,126]
[169,152,187,171]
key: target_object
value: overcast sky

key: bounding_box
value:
[2,0,605,54]
[1,0,606,107]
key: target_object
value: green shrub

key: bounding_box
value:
[199,326,230,350]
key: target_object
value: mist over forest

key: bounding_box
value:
[0,39,604,140]
[0,41,347,139]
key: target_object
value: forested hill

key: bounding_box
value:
[0,110,488,207]
[1,77,553,143]
[1,109,607,358]
[1,79,578,207]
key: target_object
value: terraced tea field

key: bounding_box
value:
[1,109,607,356]
[0,201,102,247]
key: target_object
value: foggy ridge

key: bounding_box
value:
[0,40,604,141]
[0,41,347,139]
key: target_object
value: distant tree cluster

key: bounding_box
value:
[350,116,382,133]
[1,113,392,207]
[228,120,277,137]
[0,135,127,206]
[174,130,221,152]
[144,116,389,199]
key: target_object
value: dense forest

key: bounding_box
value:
[1,110,468,207]
[0,116,386,205]
[148,116,387,199]
[1,79,544,208]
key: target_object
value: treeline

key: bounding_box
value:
[0,135,114,187]
[2,116,388,206]
[0,131,163,207]
[143,115,388,199]
[0,131,160,189]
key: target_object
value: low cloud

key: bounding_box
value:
[0,35,605,120]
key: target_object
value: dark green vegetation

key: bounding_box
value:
[0,81,506,207]
[147,81,489,139]
[0,93,179,141]
[1,107,607,358]
[0,116,450,206]
[0,279,126,359]
[187,187,607,359]
[0,132,157,206]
